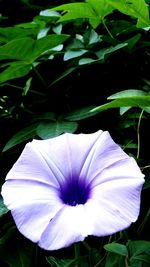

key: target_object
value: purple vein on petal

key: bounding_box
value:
[88,157,133,188]
[34,144,66,187]
[79,132,103,179]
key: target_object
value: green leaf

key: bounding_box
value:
[50,67,76,86]
[91,96,150,113]
[120,106,131,115]
[51,3,103,28]
[108,90,148,114]
[52,3,96,20]
[131,254,150,264]
[83,29,101,45]
[128,240,150,257]
[0,62,31,84]
[52,1,114,28]
[64,49,87,61]
[87,0,114,27]
[105,253,125,267]
[0,198,8,217]
[104,242,128,256]
[125,33,142,51]
[46,256,77,267]
[65,106,98,121]
[2,123,38,152]
[36,121,78,139]
[0,35,69,62]
[0,26,39,43]
[108,0,150,28]
[22,77,32,95]
[79,43,128,65]
[79,58,96,65]
[108,89,148,99]
[0,229,34,267]
[95,43,128,60]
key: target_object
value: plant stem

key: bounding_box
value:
[33,245,38,267]
[102,19,114,39]
[137,109,144,159]
[74,243,80,267]
[32,64,47,88]
[83,241,91,251]
[125,255,129,267]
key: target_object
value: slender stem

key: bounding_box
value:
[32,64,47,88]
[94,253,107,267]
[138,208,150,234]
[137,109,144,159]
[102,19,114,39]
[141,165,150,171]
[125,255,129,267]
[0,83,23,90]
[82,241,91,251]
[74,243,80,267]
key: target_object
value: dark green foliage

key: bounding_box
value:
[0,0,150,266]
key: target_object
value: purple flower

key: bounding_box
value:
[1,130,144,250]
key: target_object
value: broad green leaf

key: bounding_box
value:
[0,225,16,245]
[0,62,31,84]
[108,89,148,99]
[0,198,8,217]
[0,26,39,43]
[65,106,98,121]
[79,58,96,65]
[87,0,114,27]
[52,3,96,21]
[120,106,131,115]
[79,43,127,65]
[108,0,150,28]
[0,35,69,62]
[83,29,100,45]
[37,27,50,39]
[127,240,150,257]
[0,230,34,267]
[104,243,128,256]
[124,34,142,51]
[109,90,148,114]
[96,43,128,60]
[2,123,38,152]
[46,256,77,267]
[143,107,150,113]
[52,1,114,28]
[105,253,125,267]
[33,112,56,121]
[40,10,60,18]
[91,96,150,113]
[36,121,78,139]
[64,49,87,61]
[131,254,150,264]
[50,67,76,86]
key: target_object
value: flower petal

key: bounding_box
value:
[5,141,65,188]
[84,198,132,236]
[79,131,130,184]
[39,204,92,250]
[5,130,105,188]
[1,179,64,242]
[91,174,144,222]
[33,131,104,182]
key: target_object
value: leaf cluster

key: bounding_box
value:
[0,0,150,266]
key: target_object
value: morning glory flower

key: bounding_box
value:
[1,130,144,250]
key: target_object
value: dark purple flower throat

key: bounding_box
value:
[60,178,91,206]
